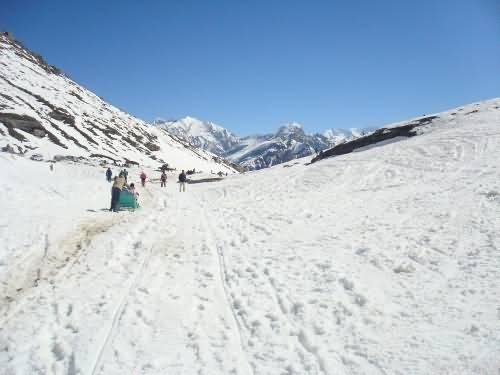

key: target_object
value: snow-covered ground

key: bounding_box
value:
[0,99,499,374]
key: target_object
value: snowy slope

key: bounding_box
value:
[0,34,236,173]
[1,98,499,374]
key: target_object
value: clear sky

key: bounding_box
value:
[2,0,499,135]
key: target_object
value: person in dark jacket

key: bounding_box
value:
[160,171,167,187]
[106,167,112,182]
[110,174,126,212]
[178,170,187,192]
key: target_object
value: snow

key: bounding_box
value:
[1,98,499,374]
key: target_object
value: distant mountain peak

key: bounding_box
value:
[154,116,372,170]
[153,117,240,156]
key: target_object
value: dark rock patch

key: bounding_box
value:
[69,91,87,103]
[30,153,44,161]
[311,116,439,164]
[1,144,21,154]
[49,108,75,126]
[0,112,45,141]
[121,136,138,148]
[187,177,224,184]
[124,158,139,166]
[465,110,479,115]
[145,142,160,151]
[53,155,86,163]
[102,126,120,139]
[89,153,118,162]
[0,93,14,102]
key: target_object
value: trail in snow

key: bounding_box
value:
[0,100,499,374]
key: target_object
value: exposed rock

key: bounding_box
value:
[187,177,224,184]
[89,153,118,162]
[0,113,45,141]
[48,109,75,125]
[145,142,160,152]
[1,144,18,154]
[30,153,44,161]
[53,155,86,162]
[311,116,439,164]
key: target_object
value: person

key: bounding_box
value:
[160,171,167,187]
[49,163,54,172]
[178,170,187,192]
[129,183,139,199]
[140,171,147,187]
[123,169,128,183]
[106,167,112,182]
[110,173,126,212]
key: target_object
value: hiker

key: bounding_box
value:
[106,167,112,182]
[160,171,167,187]
[140,171,147,187]
[110,173,126,212]
[178,170,187,192]
[123,169,129,182]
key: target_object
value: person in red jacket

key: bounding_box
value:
[140,171,147,187]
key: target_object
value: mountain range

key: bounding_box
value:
[154,117,373,170]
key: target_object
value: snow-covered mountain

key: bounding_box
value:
[153,116,240,156]
[0,34,236,173]
[225,123,369,170]
[155,116,370,170]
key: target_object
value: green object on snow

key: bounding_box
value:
[119,190,139,210]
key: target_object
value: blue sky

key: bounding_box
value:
[2,0,499,135]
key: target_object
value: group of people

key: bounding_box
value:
[109,170,139,212]
[159,169,187,192]
[105,167,189,212]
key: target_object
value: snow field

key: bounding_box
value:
[0,100,499,374]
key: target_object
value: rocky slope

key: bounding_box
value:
[0,34,236,173]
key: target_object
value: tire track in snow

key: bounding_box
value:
[199,194,255,375]
[89,215,161,375]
